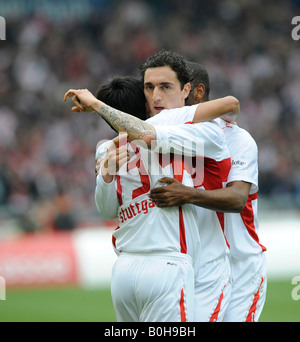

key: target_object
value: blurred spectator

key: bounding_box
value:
[0,0,299,234]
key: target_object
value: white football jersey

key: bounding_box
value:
[154,121,232,268]
[95,106,201,261]
[94,105,198,219]
[95,106,231,266]
[146,104,198,125]
[215,118,266,258]
[149,109,232,267]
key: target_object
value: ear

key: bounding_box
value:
[194,84,205,103]
[183,82,191,99]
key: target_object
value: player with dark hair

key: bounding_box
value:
[185,61,210,104]
[149,62,267,322]
[94,76,148,181]
[139,50,192,116]
[64,69,239,322]
[138,52,236,322]
[95,76,149,121]
[139,49,191,91]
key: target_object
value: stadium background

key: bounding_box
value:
[0,0,299,322]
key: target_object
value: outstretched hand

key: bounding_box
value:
[63,88,99,113]
[102,133,130,175]
[149,177,192,207]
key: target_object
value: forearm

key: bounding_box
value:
[95,175,119,219]
[188,186,246,213]
[65,88,157,144]
[93,101,156,145]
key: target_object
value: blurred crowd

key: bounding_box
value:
[0,0,299,234]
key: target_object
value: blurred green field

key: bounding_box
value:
[0,279,299,322]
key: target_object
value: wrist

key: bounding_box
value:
[188,187,204,206]
[181,185,197,205]
[92,99,104,113]
[101,164,114,183]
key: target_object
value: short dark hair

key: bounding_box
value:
[95,76,147,121]
[186,61,210,101]
[139,50,192,90]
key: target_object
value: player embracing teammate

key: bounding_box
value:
[64,50,267,322]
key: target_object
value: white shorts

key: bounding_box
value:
[194,255,232,322]
[111,252,194,322]
[223,252,267,322]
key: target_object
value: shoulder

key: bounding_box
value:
[146,105,198,125]
[218,120,257,150]
[233,126,257,151]
[160,104,198,117]
[192,120,225,138]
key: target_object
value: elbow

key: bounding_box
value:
[224,193,247,213]
[226,96,240,113]
[95,202,117,220]
[232,196,247,213]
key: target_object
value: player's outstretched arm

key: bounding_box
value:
[193,96,240,123]
[64,88,157,146]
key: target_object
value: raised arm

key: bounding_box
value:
[193,96,240,123]
[64,88,157,146]
[64,89,239,145]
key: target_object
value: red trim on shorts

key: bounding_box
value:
[246,277,264,322]
[209,285,226,322]
[180,289,187,322]
[178,206,187,254]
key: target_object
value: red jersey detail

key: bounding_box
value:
[202,157,232,248]
[240,193,266,252]
[127,143,151,200]
[178,207,187,254]
[115,175,123,206]
[161,153,231,253]
[171,155,187,254]
[112,226,120,249]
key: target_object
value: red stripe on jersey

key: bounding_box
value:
[240,193,266,252]
[209,285,226,322]
[171,157,187,254]
[127,143,151,200]
[216,212,230,249]
[179,206,187,253]
[115,175,123,206]
[114,138,128,206]
[112,226,120,249]
[202,157,231,190]
[180,289,187,322]
[246,277,264,322]
[167,154,231,254]
[202,157,231,248]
